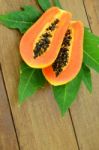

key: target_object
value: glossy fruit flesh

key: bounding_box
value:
[52,29,72,77]
[20,7,72,68]
[33,19,59,59]
[42,21,84,86]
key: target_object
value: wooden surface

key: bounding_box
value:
[0,0,99,149]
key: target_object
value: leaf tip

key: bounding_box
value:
[89,87,93,93]
[18,102,22,108]
[60,108,67,117]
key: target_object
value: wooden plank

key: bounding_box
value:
[0,69,19,150]
[84,0,99,35]
[64,0,99,150]
[61,0,88,24]
[0,1,79,150]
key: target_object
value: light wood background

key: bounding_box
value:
[0,0,99,150]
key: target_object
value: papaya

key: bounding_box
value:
[42,21,84,86]
[20,7,72,68]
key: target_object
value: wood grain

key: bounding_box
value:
[0,69,19,150]
[1,0,99,149]
[84,0,99,35]
[0,0,78,150]
[66,0,99,150]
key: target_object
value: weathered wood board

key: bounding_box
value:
[0,0,99,150]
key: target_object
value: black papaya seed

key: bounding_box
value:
[33,18,59,59]
[52,29,72,76]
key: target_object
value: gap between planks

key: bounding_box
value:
[69,109,80,150]
[68,0,91,148]
[0,0,93,149]
[0,0,80,149]
[0,64,21,150]
[82,0,92,30]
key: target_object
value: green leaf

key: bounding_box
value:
[37,0,52,11]
[18,62,46,104]
[53,70,82,116]
[0,6,42,33]
[84,27,99,72]
[53,0,63,9]
[82,64,92,93]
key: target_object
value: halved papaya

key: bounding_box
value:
[20,7,72,68]
[42,21,84,86]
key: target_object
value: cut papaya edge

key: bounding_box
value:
[42,20,84,86]
[20,7,72,68]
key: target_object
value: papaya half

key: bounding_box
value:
[20,7,72,68]
[42,21,84,86]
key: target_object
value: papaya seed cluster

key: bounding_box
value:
[33,19,59,59]
[52,29,72,77]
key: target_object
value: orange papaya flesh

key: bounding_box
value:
[42,21,84,86]
[33,18,60,59]
[20,7,72,68]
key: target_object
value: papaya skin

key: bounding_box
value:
[42,21,84,86]
[20,7,72,68]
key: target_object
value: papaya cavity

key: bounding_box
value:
[20,7,72,68]
[52,29,72,76]
[42,21,84,86]
[33,19,59,59]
